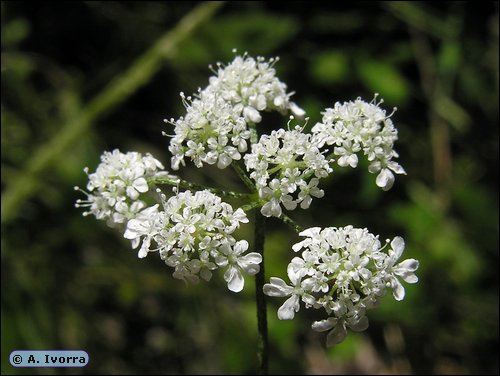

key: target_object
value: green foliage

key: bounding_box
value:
[1,1,498,375]
[357,59,410,104]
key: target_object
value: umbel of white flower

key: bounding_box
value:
[166,53,305,171]
[311,95,406,191]
[74,149,168,226]
[123,189,261,292]
[263,226,419,347]
[244,124,331,217]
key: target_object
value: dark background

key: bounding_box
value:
[2,1,498,374]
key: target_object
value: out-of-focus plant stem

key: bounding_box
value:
[387,2,466,210]
[254,210,268,375]
[1,1,225,224]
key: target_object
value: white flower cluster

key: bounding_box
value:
[208,54,304,121]
[263,226,419,346]
[311,96,406,190]
[244,125,332,218]
[74,149,168,225]
[167,53,304,171]
[123,189,261,292]
[76,53,417,336]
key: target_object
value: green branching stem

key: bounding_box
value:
[280,213,303,233]
[254,211,268,375]
[241,200,263,213]
[150,175,252,201]
[232,161,257,192]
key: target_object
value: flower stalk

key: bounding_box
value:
[254,211,268,375]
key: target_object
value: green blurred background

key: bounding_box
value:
[1,1,498,374]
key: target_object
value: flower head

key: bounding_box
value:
[312,95,405,190]
[264,226,419,346]
[166,53,304,171]
[244,125,331,218]
[123,189,259,292]
[75,149,170,226]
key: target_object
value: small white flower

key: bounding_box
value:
[263,264,302,320]
[124,205,162,258]
[216,240,262,292]
[297,178,325,209]
[380,237,419,301]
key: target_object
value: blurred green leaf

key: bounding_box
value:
[310,51,350,85]
[434,95,470,132]
[1,18,30,47]
[390,183,482,284]
[437,41,461,77]
[357,59,410,103]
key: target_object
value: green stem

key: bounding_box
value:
[280,213,303,233]
[232,161,257,192]
[254,211,268,375]
[241,200,263,213]
[150,175,252,200]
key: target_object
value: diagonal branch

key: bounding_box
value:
[1,1,225,224]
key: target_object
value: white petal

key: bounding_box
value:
[326,324,347,347]
[397,258,419,272]
[260,201,274,217]
[394,259,419,284]
[138,247,148,258]
[233,240,249,255]
[273,96,284,107]
[368,161,381,173]
[390,276,406,301]
[282,195,297,210]
[376,168,395,191]
[263,278,293,297]
[217,154,232,169]
[298,227,321,238]
[300,195,312,209]
[348,154,358,168]
[388,161,406,175]
[225,266,245,293]
[402,274,418,284]
[226,147,241,160]
[126,186,139,200]
[391,236,405,258]
[261,199,281,218]
[243,106,262,123]
[349,315,369,332]
[131,238,140,249]
[311,318,337,332]
[287,262,303,286]
[138,237,151,258]
[277,295,300,320]
[238,252,263,275]
[215,255,228,267]
[290,102,306,117]
[233,208,249,223]
[123,220,142,239]
[292,239,307,253]
[133,177,149,193]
